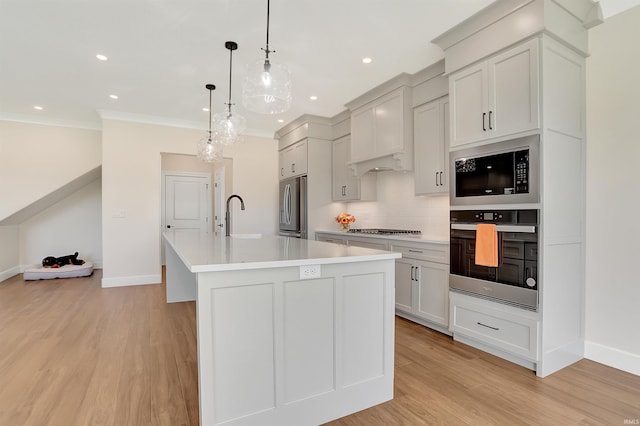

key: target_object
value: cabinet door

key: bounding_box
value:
[278,150,287,180]
[280,144,296,179]
[416,261,449,327]
[450,62,488,147]
[374,89,405,156]
[350,107,374,162]
[441,98,450,188]
[332,136,360,201]
[290,140,308,177]
[395,259,414,313]
[414,98,447,195]
[489,39,539,139]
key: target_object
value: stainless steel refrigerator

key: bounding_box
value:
[279,175,307,238]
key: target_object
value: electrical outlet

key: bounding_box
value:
[299,264,321,279]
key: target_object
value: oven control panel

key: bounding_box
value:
[475,212,503,221]
[451,209,538,225]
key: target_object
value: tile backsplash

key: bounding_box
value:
[344,171,450,241]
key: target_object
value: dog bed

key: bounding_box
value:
[24,262,94,281]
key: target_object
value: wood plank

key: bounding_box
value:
[1,272,639,426]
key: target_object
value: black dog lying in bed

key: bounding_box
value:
[42,252,85,268]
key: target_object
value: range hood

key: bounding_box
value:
[348,152,412,177]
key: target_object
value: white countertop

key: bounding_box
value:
[315,229,449,245]
[163,230,401,273]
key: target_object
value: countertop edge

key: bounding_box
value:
[190,252,401,273]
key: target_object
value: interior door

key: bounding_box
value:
[165,174,210,232]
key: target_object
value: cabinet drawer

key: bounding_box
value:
[316,234,347,245]
[391,243,448,263]
[450,292,538,361]
[347,238,388,251]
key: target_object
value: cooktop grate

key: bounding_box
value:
[347,228,422,236]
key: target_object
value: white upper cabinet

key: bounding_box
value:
[414,96,449,195]
[279,139,308,180]
[332,136,360,201]
[351,87,410,162]
[449,38,539,148]
[346,81,413,174]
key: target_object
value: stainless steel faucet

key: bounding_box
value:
[225,194,245,237]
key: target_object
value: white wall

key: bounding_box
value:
[0,121,101,221]
[585,6,640,375]
[346,171,450,240]
[0,225,19,281]
[101,119,278,287]
[19,178,102,268]
[225,140,278,234]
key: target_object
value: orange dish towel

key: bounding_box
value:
[475,224,498,267]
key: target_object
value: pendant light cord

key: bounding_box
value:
[262,0,273,59]
[227,47,233,116]
[208,88,212,138]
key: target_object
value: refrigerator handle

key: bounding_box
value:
[300,176,307,239]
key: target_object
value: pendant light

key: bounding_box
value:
[197,84,223,162]
[242,0,292,115]
[213,41,246,146]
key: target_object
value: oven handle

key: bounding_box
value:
[450,223,536,234]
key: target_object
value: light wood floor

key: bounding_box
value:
[1,270,638,425]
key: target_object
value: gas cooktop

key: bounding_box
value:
[347,228,422,236]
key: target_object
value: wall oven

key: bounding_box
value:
[450,209,539,310]
[450,135,539,206]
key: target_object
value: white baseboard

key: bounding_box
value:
[101,274,162,288]
[585,340,640,376]
[0,266,21,282]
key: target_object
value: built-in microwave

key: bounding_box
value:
[450,135,539,206]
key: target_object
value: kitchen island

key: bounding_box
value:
[163,230,400,426]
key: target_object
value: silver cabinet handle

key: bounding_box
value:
[477,322,499,331]
[408,249,423,253]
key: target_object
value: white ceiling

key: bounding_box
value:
[1,0,637,137]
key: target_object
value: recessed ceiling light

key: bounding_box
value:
[277,119,284,123]
[96,54,108,61]
[310,95,318,101]
[202,107,210,112]
[33,105,43,110]
[109,94,118,100]
[362,57,373,64]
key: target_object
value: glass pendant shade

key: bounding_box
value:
[243,59,292,114]
[212,111,246,146]
[196,83,222,163]
[197,133,222,162]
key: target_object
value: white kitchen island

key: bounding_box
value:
[163,230,400,426]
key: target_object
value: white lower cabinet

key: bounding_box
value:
[316,233,450,333]
[449,291,539,362]
[390,242,450,333]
